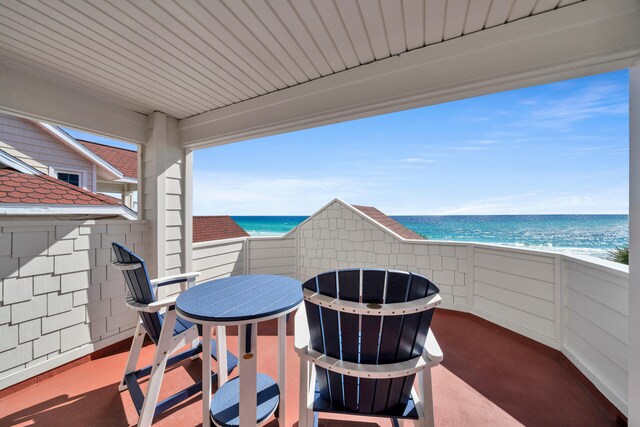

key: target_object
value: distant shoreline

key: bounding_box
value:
[232,214,628,259]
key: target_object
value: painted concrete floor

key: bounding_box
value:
[0,310,621,427]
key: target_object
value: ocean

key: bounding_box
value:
[233,214,628,259]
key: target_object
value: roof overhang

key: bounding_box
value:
[0,204,137,220]
[0,0,638,150]
[36,123,124,180]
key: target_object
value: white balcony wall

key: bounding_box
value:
[193,238,246,283]
[0,219,145,390]
[246,235,297,278]
[191,200,628,414]
[564,257,629,412]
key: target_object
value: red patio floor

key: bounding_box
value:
[0,310,623,427]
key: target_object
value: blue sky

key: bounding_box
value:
[66,69,629,216]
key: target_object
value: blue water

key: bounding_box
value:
[232,214,628,258]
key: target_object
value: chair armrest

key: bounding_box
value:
[150,272,201,287]
[294,303,310,353]
[125,293,178,313]
[425,328,443,363]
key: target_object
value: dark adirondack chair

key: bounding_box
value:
[111,243,238,427]
[295,269,442,427]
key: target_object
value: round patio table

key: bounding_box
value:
[176,274,303,427]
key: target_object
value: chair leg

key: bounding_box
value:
[277,315,287,427]
[119,321,145,392]
[190,336,200,360]
[418,370,435,427]
[298,357,308,427]
[305,364,316,427]
[137,310,178,427]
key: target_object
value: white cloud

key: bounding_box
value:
[398,158,436,164]
[516,82,627,130]
[428,187,628,215]
[193,172,379,215]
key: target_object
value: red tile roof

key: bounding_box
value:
[193,216,249,243]
[0,168,121,206]
[352,205,425,240]
[78,140,137,179]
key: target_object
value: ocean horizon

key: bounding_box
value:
[232,214,628,259]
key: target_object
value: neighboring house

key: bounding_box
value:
[0,161,136,219]
[351,205,425,240]
[193,216,250,243]
[0,112,137,209]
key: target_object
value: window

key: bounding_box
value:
[57,172,80,187]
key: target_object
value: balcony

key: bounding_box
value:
[0,0,639,425]
[0,199,629,425]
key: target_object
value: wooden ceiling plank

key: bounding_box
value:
[335,0,376,65]
[313,0,361,68]
[380,0,407,55]
[112,0,250,103]
[443,0,469,40]
[532,0,561,15]
[402,0,425,50]
[0,26,197,118]
[159,0,275,95]
[558,0,583,6]
[2,1,217,114]
[258,0,330,77]
[0,37,186,117]
[508,0,537,21]
[424,0,446,45]
[291,0,346,73]
[463,0,492,34]
[71,0,238,111]
[221,0,309,84]
[358,0,391,60]
[486,0,515,29]
[183,0,285,92]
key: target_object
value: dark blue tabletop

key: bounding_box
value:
[175,274,302,323]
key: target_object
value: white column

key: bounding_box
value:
[141,111,193,278]
[629,60,640,426]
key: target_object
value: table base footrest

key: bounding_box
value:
[210,373,279,427]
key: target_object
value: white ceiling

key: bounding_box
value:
[0,0,583,120]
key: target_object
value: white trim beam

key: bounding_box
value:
[180,0,640,149]
[0,62,146,144]
[628,59,640,426]
[0,150,40,174]
[37,123,123,179]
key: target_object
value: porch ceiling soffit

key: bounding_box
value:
[180,0,640,150]
[0,61,147,145]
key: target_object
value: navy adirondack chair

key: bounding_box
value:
[111,243,238,427]
[295,269,442,427]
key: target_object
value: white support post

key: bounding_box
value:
[239,323,258,427]
[141,112,193,280]
[629,59,640,426]
[216,326,228,387]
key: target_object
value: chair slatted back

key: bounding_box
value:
[112,243,164,343]
[303,269,439,415]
